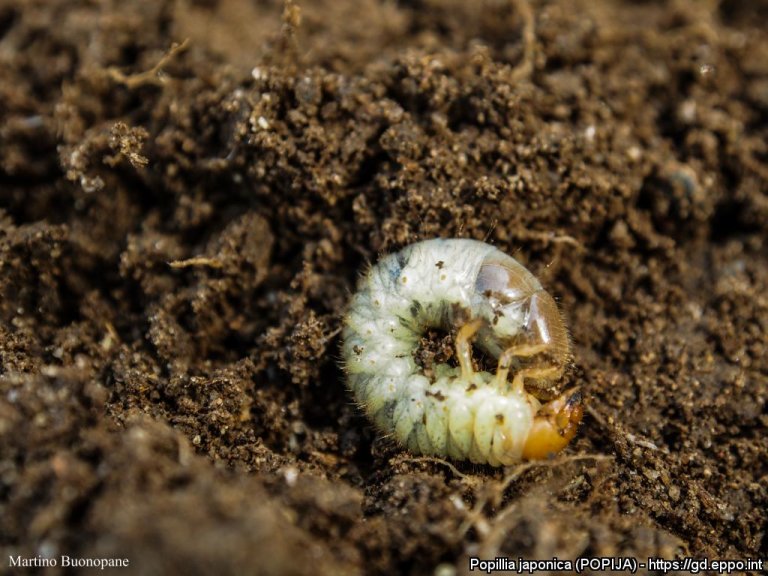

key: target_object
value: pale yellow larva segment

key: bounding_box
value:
[472,394,498,458]
[493,395,537,465]
[405,427,422,453]
[345,348,416,376]
[393,397,415,443]
[359,374,397,416]
[467,438,486,464]
[414,416,433,454]
[389,374,430,443]
[394,241,488,305]
[445,434,466,462]
[424,396,450,455]
[475,399,503,465]
[446,397,474,458]
[492,428,511,467]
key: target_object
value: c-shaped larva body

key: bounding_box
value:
[342,238,582,466]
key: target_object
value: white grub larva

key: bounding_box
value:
[342,238,582,467]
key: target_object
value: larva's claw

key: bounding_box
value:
[521,387,583,460]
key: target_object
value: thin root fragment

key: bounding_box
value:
[106,39,190,88]
[507,0,536,83]
[458,453,613,539]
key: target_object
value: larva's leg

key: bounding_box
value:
[511,364,564,395]
[494,342,550,391]
[522,387,583,460]
[455,319,483,380]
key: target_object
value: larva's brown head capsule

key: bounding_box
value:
[522,387,583,460]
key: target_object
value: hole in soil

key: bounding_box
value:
[710,199,762,243]
[0,7,18,42]
[719,0,768,27]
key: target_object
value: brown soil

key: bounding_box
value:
[1,0,766,574]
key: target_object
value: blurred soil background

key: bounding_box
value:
[0,0,766,574]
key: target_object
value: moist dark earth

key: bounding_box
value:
[1,0,766,574]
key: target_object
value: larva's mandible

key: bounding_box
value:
[342,238,582,467]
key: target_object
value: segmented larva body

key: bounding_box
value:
[342,238,582,467]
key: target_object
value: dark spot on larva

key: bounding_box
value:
[435,260,444,269]
[492,316,499,326]
[375,401,397,426]
[440,274,447,281]
[422,413,427,425]
[410,299,422,318]
[450,303,472,326]
[386,257,402,282]
[353,374,374,397]
[425,390,446,401]
[466,383,477,392]
[353,345,363,355]
[495,414,504,424]
[396,251,407,270]
[406,430,419,452]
